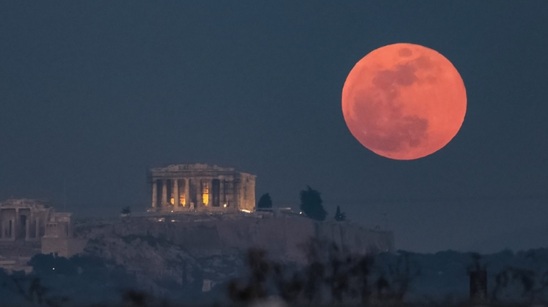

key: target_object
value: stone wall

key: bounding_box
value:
[41,237,87,258]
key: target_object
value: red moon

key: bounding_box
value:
[342,43,467,160]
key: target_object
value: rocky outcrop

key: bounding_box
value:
[80,224,243,299]
[73,213,393,298]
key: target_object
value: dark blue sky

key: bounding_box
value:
[1,1,547,252]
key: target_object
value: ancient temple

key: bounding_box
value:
[0,198,84,265]
[0,199,53,241]
[148,163,256,213]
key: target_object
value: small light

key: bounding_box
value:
[223,203,227,208]
[52,267,55,271]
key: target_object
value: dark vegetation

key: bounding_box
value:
[228,240,421,306]
[0,254,139,306]
[227,247,548,307]
[3,247,548,306]
[259,187,345,222]
[300,186,327,221]
[257,192,273,209]
[121,206,131,215]
[228,242,376,305]
[489,249,548,305]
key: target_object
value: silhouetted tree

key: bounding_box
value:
[228,249,270,303]
[257,193,273,209]
[228,241,375,306]
[121,290,149,307]
[334,205,346,221]
[385,251,419,301]
[121,206,131,216]
[300,186,327,221]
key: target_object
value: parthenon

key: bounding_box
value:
[148,163,256,212]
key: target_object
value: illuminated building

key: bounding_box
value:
[148,163,256,213]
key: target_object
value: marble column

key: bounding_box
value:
[196,179,203,207]
[220,178,225,206]
[184,178,190,208]
[13,208,18,240]
[209,179,213,206]
[35,217,39,239]
[161,180,168,208]
[206,179,211,206]
[25,215,30,241]
[9,220,13,240]
[228,179,235,208]
[173,179,180,208]
[151,180,158,208]
[29,212,34,239]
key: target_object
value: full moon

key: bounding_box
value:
[342,43,467,160]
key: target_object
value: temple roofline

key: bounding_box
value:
[150,163,236,173]
[0,199,52,210]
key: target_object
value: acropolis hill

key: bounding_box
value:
[0,163,394,297]
[142,164,393,259]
